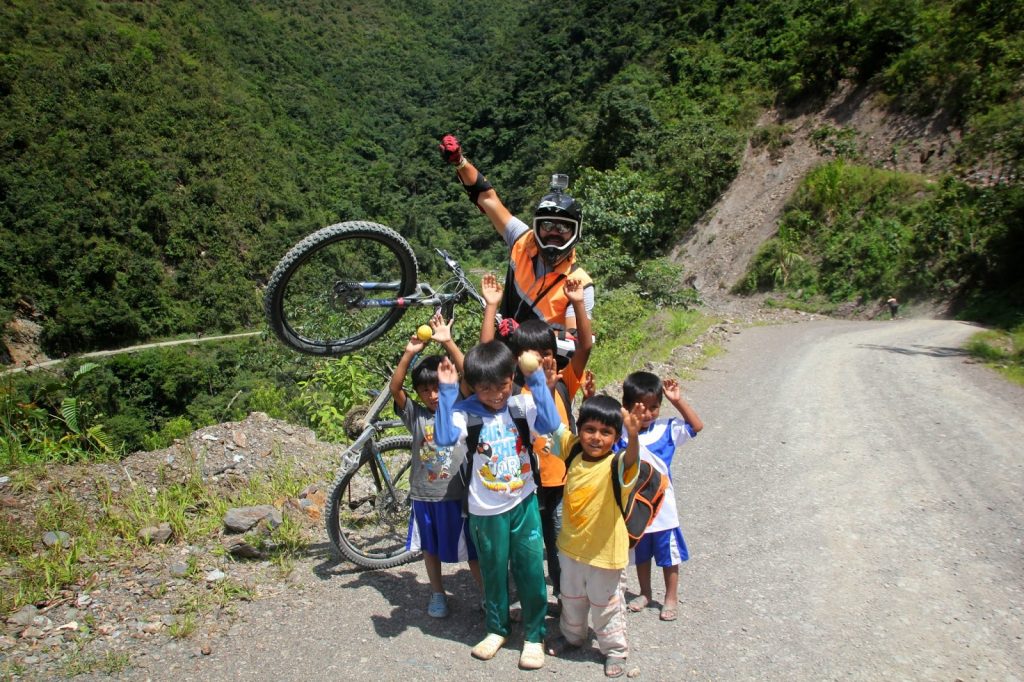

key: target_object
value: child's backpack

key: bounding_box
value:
[565,445,668,548]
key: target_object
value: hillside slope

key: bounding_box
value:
[672,82,959,301]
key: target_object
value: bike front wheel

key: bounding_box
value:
[326,435,417,569]
[264,221,418,356]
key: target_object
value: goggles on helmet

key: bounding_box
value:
[533,217,578,236]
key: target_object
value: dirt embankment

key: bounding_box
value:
[672,81,960,301]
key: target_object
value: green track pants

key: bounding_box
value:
[468,494,548,642]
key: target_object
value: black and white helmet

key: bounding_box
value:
[532,175,582,265]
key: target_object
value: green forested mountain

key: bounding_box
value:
[1,0,1022,355]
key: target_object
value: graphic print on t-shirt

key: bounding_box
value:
[475,420,531,493]
[565,482,595,530]
[419,422,455,481]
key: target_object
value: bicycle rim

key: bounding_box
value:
[326,435,417,569]
[264,221,417,356]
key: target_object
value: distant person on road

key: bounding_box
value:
[620,371,703,623]
[886,296,899,320]
[437,134,594,334]
[388,313,481,619]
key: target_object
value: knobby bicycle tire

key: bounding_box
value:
[326,435,417,569]
[264,221,418,356]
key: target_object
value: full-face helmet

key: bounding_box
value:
[532,174,582,265]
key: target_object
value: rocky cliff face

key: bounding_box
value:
[672,81,959,299]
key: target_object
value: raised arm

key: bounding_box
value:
[663,378,704,433]
[479,273,503,344]
[525,355,561,435]
[620,403,646,472]
[434,357,462,447]
[581,369,596,400]
[564,278,593,379]
[439,134,513,238]
[428,312,463,374]
[388,333,427,412]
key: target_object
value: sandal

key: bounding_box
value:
[626,595,649,613]
[545,635,580,657]
[471,633,507,660]
[660,600,678,621]
[604,655,628,678]
[519,641,545,670]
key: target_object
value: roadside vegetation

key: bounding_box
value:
[966,326,1024,386]
[737,162,1023,322]
[0,450,325,615]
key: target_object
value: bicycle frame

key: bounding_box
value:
[340,386,402,471]
[333,249,486,312]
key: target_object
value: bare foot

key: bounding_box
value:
[627,595,649,612]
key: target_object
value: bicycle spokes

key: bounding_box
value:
[326,436,415,569]
[265,222,417,356]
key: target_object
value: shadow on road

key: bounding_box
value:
[306,542,605,659]
[354,567,485,646]
[308,542,370,578]
[857,343,969,358]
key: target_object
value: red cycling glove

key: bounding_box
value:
[438,134,463,165]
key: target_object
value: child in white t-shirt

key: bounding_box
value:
[620,371,703,622]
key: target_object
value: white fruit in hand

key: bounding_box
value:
[416,325,433,342]
[519,352,540,374]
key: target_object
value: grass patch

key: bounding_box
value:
[588,285,718,385]
[966,326,1024,386]
[675,342,726,381]
[0,454,326,614]
[62,649,131,677]
[169,612,198,639]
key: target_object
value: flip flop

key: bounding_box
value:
[659,605,678,622]
[626,595,649,612]
[604,655,628,678]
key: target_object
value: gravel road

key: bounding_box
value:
[148,318,1024,681]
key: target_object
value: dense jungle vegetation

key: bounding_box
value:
[2,0,1022,464]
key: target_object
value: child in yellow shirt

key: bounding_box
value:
[545,395,644,678]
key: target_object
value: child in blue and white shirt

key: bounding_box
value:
[620,371,703,622]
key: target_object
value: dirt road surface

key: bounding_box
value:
[141,318,1024,681]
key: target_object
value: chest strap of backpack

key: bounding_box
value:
[553,379,576,435]
[610,452,628,516]
[563,440,584,470]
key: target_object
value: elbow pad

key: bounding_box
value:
[462,170,493,209]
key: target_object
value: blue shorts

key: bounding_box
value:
[406,499,477,563]
[631,527,688,567]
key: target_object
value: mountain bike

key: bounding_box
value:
[264,220,486,568]
[264,220,484,357]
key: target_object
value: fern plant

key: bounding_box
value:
[1,362,119,469]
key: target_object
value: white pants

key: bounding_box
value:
[558,553,628,658]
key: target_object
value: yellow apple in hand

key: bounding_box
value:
[416,325,433,342]
[519,351,540,374]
